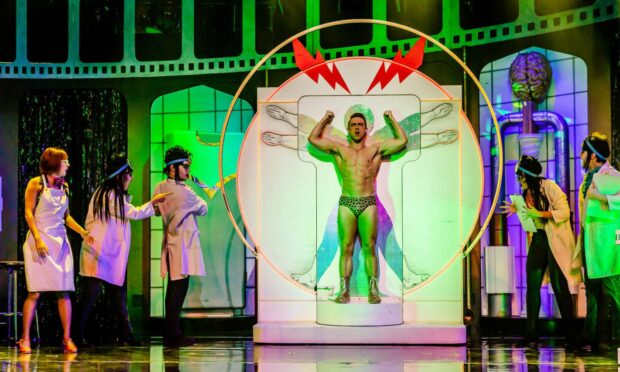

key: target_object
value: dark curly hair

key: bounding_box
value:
[164,145,191,182]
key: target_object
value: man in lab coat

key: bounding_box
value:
[154,146,208,347]
[576,133,620,351]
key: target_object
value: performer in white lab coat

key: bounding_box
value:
[74,155,169,346]
[502,155,582,348]
[575,132,620,351]
[20,147,95,354]
[154,146,208,347]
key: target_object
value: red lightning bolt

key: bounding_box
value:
[292,39,351,94]
[366,38,426,93]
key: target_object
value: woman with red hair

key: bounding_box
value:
[19,147,94,354]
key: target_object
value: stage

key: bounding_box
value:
[0,337,616,371]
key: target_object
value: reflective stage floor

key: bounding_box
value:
[0,337,617,371]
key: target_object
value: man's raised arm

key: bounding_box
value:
[308,110,338,153]
[379,110,408,156]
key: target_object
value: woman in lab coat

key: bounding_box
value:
[502,155,581,347]
[74,155,169,346]
[575,132,620,351]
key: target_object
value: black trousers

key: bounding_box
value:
[524,231,575,338]
[164,276,189,339]
[74,275,132,342]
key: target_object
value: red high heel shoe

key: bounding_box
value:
[63,338,78,354]
[16,338,31,354]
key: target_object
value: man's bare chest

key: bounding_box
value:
[338,148,380,168]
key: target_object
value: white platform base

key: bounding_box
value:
[255,344,467,371]
[254,322,466,344]
[317,297,402,326]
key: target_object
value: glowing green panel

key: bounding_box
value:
[215,90,234,111]
[150,260,162,287]
[163,113,189,133]
[150,144,164,178]
[241,110,254,131]
[217,111,240,132]
[163,89,189,113]
[189,86,216,112]
[151,96,163,114]
[149,85,253,316]
[190,112,216,132]
[150,288,164,317]
[241,100,252,110]
[151,114,163,142]
[150,230,162,259]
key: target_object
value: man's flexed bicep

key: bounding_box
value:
[379,110,408,157]
[308,110,339,153]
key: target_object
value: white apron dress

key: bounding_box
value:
[22,176,75,292]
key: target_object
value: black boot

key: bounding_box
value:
[368,276,381,304]
[334,277,350,304]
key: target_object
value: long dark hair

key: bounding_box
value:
[516,155,549,223]
[92,154,132,222]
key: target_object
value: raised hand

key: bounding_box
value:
[499,201,517,216]
[324,110,335,123]
[151,192,173,205]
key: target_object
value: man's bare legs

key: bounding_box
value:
[358,206,378,277]
[359,206,381,304]
[335,205,381,304]
[335,206,357,303]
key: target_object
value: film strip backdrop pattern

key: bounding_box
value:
[0,0,617,79]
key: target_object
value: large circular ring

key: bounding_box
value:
[217,19,504,295]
